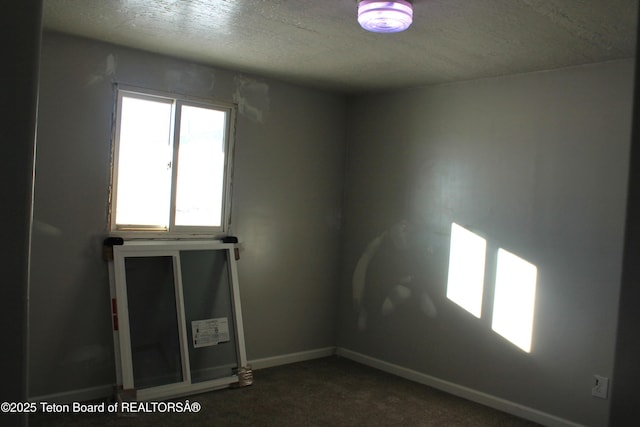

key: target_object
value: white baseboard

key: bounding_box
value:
[28,348,336,404]
[31,346,579,427]
[335,347,582,427]
[29,384,114,404]
[248,347,336,370]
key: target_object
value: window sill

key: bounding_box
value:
[108,231,230,241]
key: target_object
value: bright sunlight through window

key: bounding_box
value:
[492,249,537,353]
[446,223,487,318]
[175,105,226,227]
[111,89,233,234]
[115,96,173,228]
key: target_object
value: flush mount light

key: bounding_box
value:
[358,0,413,33]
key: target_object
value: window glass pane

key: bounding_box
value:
[175,105,226,227]
[491,249,537,352]
[115,96,173,228]
[124,256,183,388]
[446,223,487,318]
[180,250,238,383]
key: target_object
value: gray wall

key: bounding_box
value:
[338,59,634,426]
[2,2,42,426]
[30,28,636,427]
[30,32,346,397]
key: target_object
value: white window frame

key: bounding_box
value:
[110,240,247,400]
[109,85,236,238]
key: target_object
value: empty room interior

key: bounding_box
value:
[4,1,640,426]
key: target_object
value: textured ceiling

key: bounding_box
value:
[43,0,637,93]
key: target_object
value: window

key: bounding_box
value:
[111,240,248,400]
[110,87,235,236]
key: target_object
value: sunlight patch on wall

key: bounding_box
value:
[491,249,537,353]
[446,223,487,318]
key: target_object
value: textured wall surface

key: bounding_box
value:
[338,59,634,426]
[30,32,346,398]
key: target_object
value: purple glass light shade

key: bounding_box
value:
[358,0,413,33]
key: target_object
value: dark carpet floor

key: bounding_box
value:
[29,356,541,426]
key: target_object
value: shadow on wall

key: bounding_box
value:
[351,220,538,354]
[352,220,438,332]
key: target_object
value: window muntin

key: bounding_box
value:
[111,88,234,236]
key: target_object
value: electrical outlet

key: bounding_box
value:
[592,375,609,399]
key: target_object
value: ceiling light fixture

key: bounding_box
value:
[358,0,413,33]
